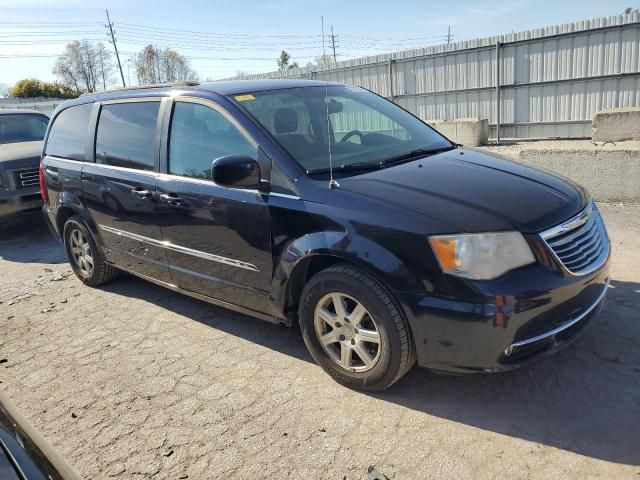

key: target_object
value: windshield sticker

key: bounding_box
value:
[234,94,255,102]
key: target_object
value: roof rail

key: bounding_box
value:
[80,81,200,97]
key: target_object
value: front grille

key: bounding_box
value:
[540,203,609,275]
[13,168,39,188]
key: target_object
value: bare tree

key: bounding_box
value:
[314,54,335,69]
[53,40,113,93]
[134,45,198,85]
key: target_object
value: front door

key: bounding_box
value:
[81,99,171,283]
[157,98,272,313]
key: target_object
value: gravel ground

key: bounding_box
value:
[0,204,639,480]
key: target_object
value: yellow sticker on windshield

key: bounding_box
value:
[235,94,255,102]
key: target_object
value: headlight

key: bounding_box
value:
[429,232,535,280]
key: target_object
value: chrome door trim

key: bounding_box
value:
[98,224,260,272]
[270,192,301,200]
[504,278,609,355]
[83,161,158,177]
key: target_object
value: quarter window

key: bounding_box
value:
[169,101,256,180]
[45,103,92,160]
[95,102,160,171]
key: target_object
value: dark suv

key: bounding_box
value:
[41,80,610,391]
[0,109,49,220]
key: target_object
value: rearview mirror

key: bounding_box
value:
[211,155,261,190]
[328,99,343,114]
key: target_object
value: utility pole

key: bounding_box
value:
[330,25,337,63]
[105,9,126,87]
[321,16,326,58]
[447,26,452,44]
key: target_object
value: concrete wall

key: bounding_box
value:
[514,141,640,203]
[592,108,640,142]
[428,118,488,146]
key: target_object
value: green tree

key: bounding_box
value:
[277,50,299,71]
[8,79,78,99]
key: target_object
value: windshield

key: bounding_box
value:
[0,113,49,144]
[231,85,452,174]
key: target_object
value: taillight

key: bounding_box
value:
[39,162,48,203]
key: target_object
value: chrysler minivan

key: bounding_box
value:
[40,80,610,391]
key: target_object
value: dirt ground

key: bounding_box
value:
[0,203,638,480]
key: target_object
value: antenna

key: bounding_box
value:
[324,82,339,189]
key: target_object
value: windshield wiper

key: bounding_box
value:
[379,145,456,166]
[306,162,384,175]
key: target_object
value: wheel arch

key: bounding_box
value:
[269,230,423,323]
[54,192,100,245]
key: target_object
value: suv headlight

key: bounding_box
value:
[429,232,535,280]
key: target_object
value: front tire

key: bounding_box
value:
[299,264,415,391]
[63,215,118,286]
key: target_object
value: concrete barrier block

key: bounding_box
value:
[427,118,488,146]
[516,141,640,203]
[592,107,640,142]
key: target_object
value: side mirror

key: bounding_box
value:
[211,155,262,190]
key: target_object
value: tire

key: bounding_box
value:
[63,215,118,286]
[299,264,416,391]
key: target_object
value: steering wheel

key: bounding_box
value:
[340,130,365,143]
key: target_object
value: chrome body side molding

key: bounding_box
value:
[98,224,260,272]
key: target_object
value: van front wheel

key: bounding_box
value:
[299,264,415,391]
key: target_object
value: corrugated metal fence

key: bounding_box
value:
[231,13,640,140]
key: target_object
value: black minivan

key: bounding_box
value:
[41,80,610,391]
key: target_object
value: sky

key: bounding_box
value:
[0,0,638,89]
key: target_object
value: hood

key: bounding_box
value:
[0,141,43,170]
[337,148,589,234]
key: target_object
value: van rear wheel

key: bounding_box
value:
[63,215,118,286]
[299,264,415,391]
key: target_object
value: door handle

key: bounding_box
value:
[131,188,153,199]
[160,193,183,206]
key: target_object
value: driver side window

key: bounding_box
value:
[169,101,256,180]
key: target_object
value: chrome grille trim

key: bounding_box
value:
[540,203,610,276]
[14,168,40,188]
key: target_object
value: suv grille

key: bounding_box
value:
[540,203,609,275]
[13,168,40,188]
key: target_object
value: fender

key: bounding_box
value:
[54,190,103,247]
[268,230,425,320]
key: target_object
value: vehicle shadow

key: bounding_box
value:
[381,278,640,466]
[102,273,640,465]
[0,216,67,264]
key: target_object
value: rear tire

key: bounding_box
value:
[299,264,415,391]
[63,215,118,286]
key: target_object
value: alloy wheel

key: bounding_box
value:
[69,228,94,276]
[313,292,382,372]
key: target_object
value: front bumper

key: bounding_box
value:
[398,258,610,374]
[0,186,42,219]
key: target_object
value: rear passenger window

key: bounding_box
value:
[96,102,160,171]
[169,101,256,180]
[45,103,92,160]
